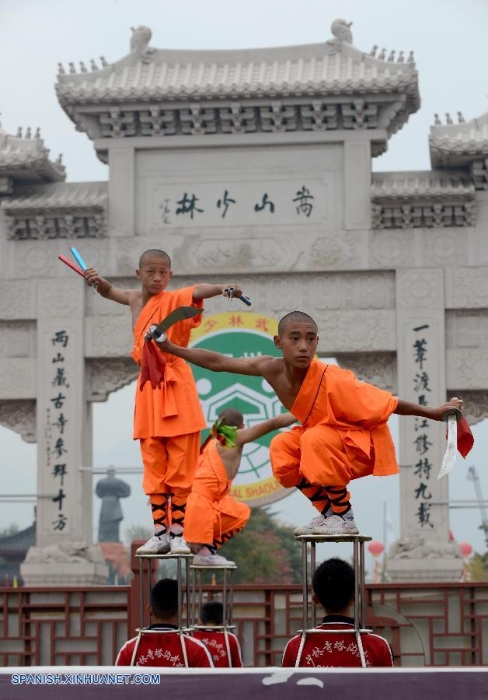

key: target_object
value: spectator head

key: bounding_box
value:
[199,601,224,626]
[312,558,355,614]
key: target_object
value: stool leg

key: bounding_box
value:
[138,558,143,629]
[228,569,235,627]
[311,541,316,627]
[353,540,360,630]
[359,541,366,627]
[301,539,308,630]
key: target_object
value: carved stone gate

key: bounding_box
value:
[1,21,488,581]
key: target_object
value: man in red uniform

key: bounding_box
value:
[156,310,464,535]
[282,558,393,667]
[192,601,243,668]
[85,250,242,554]
[115,579,213,667]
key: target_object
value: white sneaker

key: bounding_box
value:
[312,514,359,536]
[136,534,170,555]
[193,553,235,567]
[293,514,327,536]
[169,533,191,554]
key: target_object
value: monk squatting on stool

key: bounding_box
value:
[186,408,295,567]
[156,310,464,536]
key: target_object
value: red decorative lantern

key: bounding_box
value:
[459,542,473,558]
[368,540,384,557]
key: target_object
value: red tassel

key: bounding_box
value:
[457,416,474,458]
[139,342,166,390]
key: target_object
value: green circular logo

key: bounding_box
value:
[190,312,292,507]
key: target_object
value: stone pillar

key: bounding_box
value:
[21,280,107,585]
[108,145,135,236]
[344,139,371,230]
[387,269,462,582]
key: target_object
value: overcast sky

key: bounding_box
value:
[1,0,488,570]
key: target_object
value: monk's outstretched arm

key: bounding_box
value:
[157,337,273,376]
[395,397,463,422]
[84,267,133,305]
[236,413,296,446]
[192,283,243,301]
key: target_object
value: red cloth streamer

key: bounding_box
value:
[457,416,474,458]
[139,341,166,390]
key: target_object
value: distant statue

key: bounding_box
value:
[95,468,131,543]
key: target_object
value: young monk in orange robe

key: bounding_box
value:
[84,250,243,554]
[154,310,464,535]
[185,408,295,566]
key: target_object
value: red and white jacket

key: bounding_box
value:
[116,624,213,668]
[282,615,393,668]
[192,629,243,668]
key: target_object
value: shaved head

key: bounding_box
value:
[278,311,317,336]
[218,407,244,428]
[138,249,171,268]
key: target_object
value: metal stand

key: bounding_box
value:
[135,553,192,630]
[189,563,237,628]
[297,534,372,667]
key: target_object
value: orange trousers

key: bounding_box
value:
[139,432,200,499]
[184,493,250,546]
[270,425,374,510]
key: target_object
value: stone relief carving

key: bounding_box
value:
[397,270,444,310]
[37,280,83,318]
[314,310,396,353]
[387,536,462,560]
[86,358,139,401]
[448,349,488,389]
[372,202,475,229]
[0,359,36,398]
[0,321,36,358]
[370,230,414,267]
[189,238,283,271]
[422,230,470,266]
[455,390,488,426]
[6,213,106,240]
[25,542,105,564]
[446,310,488,349]
[86,317,133,357]
[0,280,35,319]
[335,352,397,392]
[445,267,488,309]
[309,235,354,269]
[0,399,36,442]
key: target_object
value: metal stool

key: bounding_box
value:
[189,563,237,629]
[135,552,192,630]
[296,534,372,667]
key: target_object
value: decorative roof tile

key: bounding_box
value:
[55,22,419,143]
[0,126,66,183]
[371,171,474,200]
[429,111,488,167]
[1,182,107,212]
[56,41,419,104]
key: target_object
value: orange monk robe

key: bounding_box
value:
[131,286,206,439]
[184,440,251,546]
[270,359,399,489]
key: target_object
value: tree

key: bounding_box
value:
[467,552,488,582]
[218,506,302,584]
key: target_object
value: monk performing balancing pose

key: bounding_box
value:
[187,407,296,566]
[155,310,465,535]
[84,250,244,554]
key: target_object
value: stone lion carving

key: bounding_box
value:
[388,536,462,560]
[25,542,105,565]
